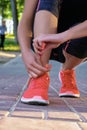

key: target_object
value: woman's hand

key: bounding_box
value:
[33,32,68,54]
[22,49,51,78]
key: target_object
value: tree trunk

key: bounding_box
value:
[10,0,18,43]
[0,0,4,19]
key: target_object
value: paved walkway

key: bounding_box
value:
[0,55,87,130]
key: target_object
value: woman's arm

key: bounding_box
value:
[33,20,87,53]
[66,20,87,40]
[17,0,50,78]
[17,0,38,53]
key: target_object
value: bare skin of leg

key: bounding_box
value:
[62,50,84,70]
[34,10,58,66]
[34,11,84,73]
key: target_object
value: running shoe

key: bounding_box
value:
[59,69,80,97]
[21,73,50,105]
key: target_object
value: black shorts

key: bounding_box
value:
[36,0,60,17]
[37,0,87,63]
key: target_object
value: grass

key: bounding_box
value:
[6,34,15,39]
[4,34,20,52]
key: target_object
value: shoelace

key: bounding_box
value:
[61,72,77,90]
[28,74,49,90]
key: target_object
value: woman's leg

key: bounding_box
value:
[21,0,59,105]
[62,50,84,70]
[34,0,59,66]
[34,10,58,66]
[59,38,87,97]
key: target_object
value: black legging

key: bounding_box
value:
[0,34,5,48]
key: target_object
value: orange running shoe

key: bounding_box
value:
[21,73,50,105]
[59,69,80,97]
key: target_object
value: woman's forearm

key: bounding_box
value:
[18,18,32,53]
[17,0,38,53]
[66,20,87,40]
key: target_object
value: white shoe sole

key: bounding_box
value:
[59,92,80,98]
[21,96,49,105]
[59,72,80,98]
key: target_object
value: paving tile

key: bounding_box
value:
[0,74,28,111]
[0,94,16,112]
[81,113,87,120]
[13,97,82,121]
[63,98,87,113]
[78,122,87,130]
[12,111,43,119]
[0,56,87,130]
[0,111,8,117]
[48,111,80,121]
[15,97,70,112]
[0,101,15,110]
[0,117,81,130]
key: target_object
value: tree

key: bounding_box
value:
[10,0,18,43]
[0,0,24,43]
[0,0,11,19]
